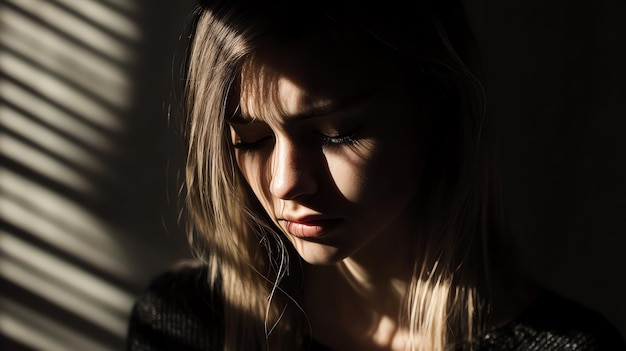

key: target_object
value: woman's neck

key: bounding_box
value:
[302,227,415,350]
[303,265,410,350]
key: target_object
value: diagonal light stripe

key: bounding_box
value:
[0,233,134,334]
[0,0,147,349]
[0,80,116,154]
[0,8,132,89]
[0,25,131,108]
[6,0,136,63]
[1,51,124,133]
[0,168,132,279]
[51,0,141,41]
[0,296,117,351]
[0,130,100,196]
[97,0,140,16]
[1,105,113,179]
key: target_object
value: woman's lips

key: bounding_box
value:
[282,218,341,239]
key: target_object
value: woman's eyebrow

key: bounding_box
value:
[283,102,344,121]
[285,90,374,122]
[229,89,375,125]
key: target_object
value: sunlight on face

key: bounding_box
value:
[229,37,426,265]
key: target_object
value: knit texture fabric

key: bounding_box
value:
[126,265,626,350]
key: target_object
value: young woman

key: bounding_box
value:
[126,0,626,350]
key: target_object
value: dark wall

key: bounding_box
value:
[123,0,198,283]
[466,0,626,337]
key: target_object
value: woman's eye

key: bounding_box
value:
[320,131,359,147]
[233,135,274,151]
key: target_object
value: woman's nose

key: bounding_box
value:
[270,139,317,200]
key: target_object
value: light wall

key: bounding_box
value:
[0,1,195,350]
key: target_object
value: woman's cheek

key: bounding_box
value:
[236,153,273,209]
[325,147,373,203]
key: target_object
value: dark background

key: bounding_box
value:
[0,0,624,350]
[467,0,626,339]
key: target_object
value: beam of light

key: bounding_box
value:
[1,105,114,181]
[0,21,132,109]
[0,79,116,155]
[0,296,115,351]
[1,45,125,133]
[0,128,101,196]
[0,168,133,279]
[1,0,146,349]
[6,0,137,64]
[0,232,134,338]
[0,6,132,89]
[95,0,140,17]
[50,0,141,42]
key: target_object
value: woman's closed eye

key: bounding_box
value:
[229,121,275,151]
[230,121,364,152]
[320,130,359,148]
[233,132,359,151]
[232,135,275,151]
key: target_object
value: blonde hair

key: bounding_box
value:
[179,1,506,350]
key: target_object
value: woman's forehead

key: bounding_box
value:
[234,38,400,123]
[238,71,324,123]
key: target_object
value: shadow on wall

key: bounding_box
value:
[0,1,196,350]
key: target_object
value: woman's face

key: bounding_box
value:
[229,36,427,265]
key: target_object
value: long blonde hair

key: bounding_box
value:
[179,0,507,349]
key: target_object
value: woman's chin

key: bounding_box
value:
[290,240,347,266]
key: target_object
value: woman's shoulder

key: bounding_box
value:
[478,290,626,350]
[126,261,224,351]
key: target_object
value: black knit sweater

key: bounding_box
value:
[126,265,626,350]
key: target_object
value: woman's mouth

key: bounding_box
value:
[281,218,342,239]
